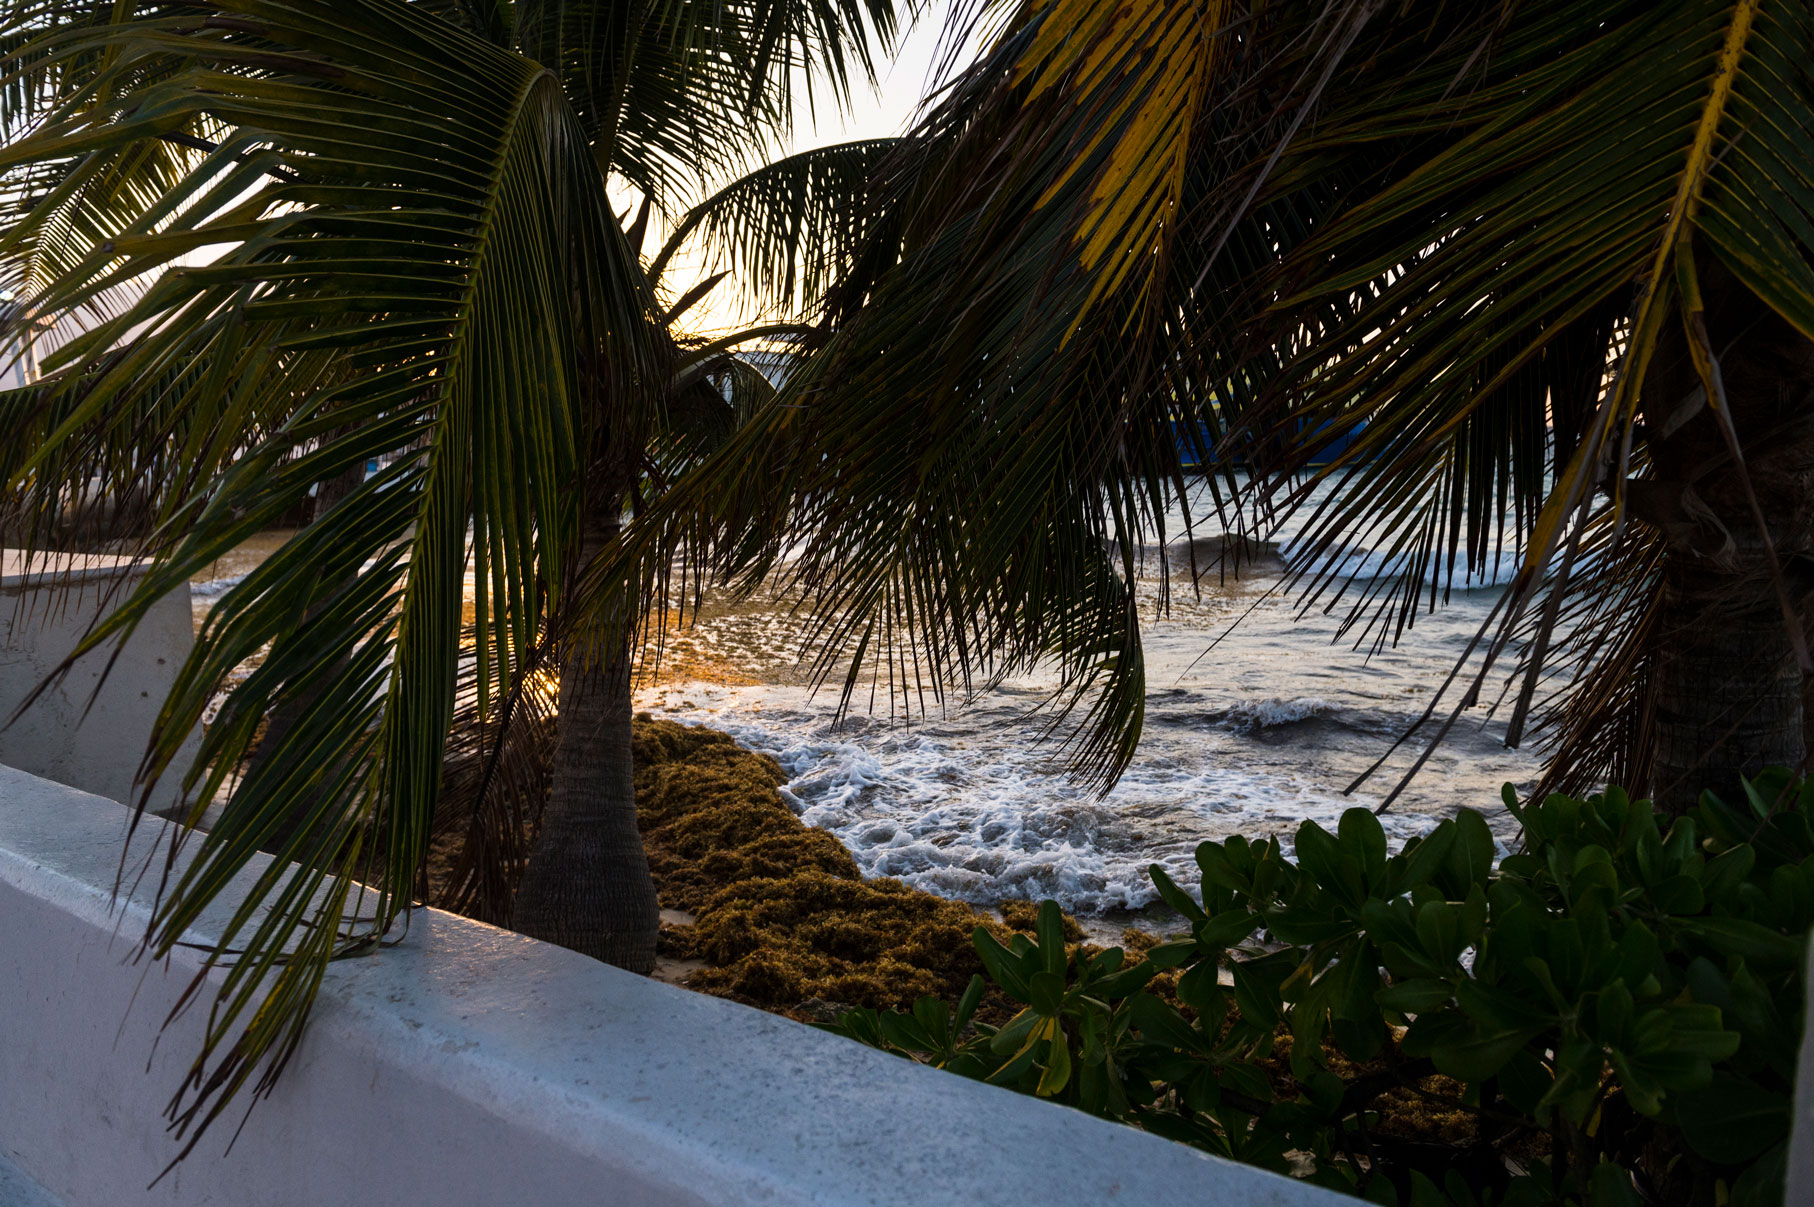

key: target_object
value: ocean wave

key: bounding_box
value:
[1279,541,1520,588]
[646,689,1442,915]
[1211,696,1336,732]
[190,574,245,599]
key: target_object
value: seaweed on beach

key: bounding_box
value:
[632,718,1049,1018]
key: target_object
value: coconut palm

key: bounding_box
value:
[629,0,1814,819]
[0,0,904,1157]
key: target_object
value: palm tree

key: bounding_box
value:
[629,0,1814,819]
[0,0,903,1157]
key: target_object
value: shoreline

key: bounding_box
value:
[628,716,1096,1022]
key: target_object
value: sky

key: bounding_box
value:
[787,0,965,152]
[659,0,974,333]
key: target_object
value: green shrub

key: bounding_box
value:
[822,774,1814,1205]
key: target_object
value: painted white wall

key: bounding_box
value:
[0,1151,60,1206]
[1791,944,1814,1205]
[0,552,200,813]
[0,766,1344,1207]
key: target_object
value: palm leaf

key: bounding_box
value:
[623,0,1814,805]
[1224,0,1814,790]
[649,137,903,313]
[432,623,561,923]
[516,0,909,214]
[603,33,1191,785]
[0,3,217,329]
[0,0,659,1159]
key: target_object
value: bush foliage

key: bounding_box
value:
[824,775,1813,1206]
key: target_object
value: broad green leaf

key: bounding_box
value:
[1677,1075,1790,1164]
[1677,918,1807,969]
[1376,978,1454,1015]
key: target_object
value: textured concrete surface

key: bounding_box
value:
[0,551,199,812]
[0,1151,61,1207]
[1791,944,1814,1205]
[0,764,1348,1207]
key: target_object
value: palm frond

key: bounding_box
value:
[516,0,910,213]
[0,0,659,1157]
[432,625,560,923]
[1226,0,1814,787]
[650,137,902,313]
[602,31,1191,785]
[1,3,216,324]
[625,0,1814,804]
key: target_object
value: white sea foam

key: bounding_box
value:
[1213,696,1335,732]
[1278,541,1521,588]
[190,574,246,598]
[640,683,1445,914]
[179,473,1538,922]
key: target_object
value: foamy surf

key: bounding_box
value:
[1209,696,1337,732]
[638,682,1448,915]
[190,574,246,599]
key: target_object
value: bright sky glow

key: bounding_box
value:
[791,0,965,151]
[654,0,974,334]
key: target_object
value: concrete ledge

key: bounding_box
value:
[0,765,1341,1206]
[1,550,199,810]
[2,549,149,590]
[1792,944,1814,1200]
[0,1152,60,1207]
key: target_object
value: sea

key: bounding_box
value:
[624,481,1541,926]
[190,480,1544,927]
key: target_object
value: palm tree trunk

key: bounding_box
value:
[510,512,659,972]
[309,452,367,525]
[1650,555,1805,815]
[1643,257,1814,816]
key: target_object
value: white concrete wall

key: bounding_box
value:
[0,552,199,813]
[0,765,1342,1207]
[1791,944,1814,1205]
